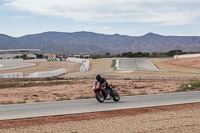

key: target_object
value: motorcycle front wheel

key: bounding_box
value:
[95,90,105,103]
[112,90,120,102]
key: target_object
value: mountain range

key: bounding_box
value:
[0,31,199,55]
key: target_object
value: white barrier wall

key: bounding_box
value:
[0,59,47,62]
[115,59,119,69]
[66,57,90,72]
[28,68,67,78]
[0,72,23,78]
[0,59,24,62]
[25,59,47,62]
[174,53,200,59]
[80,60,90,72]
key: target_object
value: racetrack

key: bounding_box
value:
[0,62,35,71]
[0,91,200,121]
[118,58,159,71]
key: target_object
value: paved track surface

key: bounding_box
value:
[0,62,35,71]
[0,91,200,121]
[118,58,158,71]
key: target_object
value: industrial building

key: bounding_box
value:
[0,49,40,59]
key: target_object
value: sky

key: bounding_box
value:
[0,0,200,37]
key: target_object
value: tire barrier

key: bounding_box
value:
[66,57,90,72]
[28,68,67,78]
[47,59,58,62]
[0,72,23,78]
[174,53,200,59]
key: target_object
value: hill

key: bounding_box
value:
[0,31,198,54]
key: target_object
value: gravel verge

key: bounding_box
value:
[0,103,200,132]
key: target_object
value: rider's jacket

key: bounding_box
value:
[95,78,110,89]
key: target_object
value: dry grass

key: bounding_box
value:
[0,79,189,105]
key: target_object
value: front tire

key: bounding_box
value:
[112,90,120,102]
[95,90,105,103]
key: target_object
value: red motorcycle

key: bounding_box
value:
[92,82,120,103]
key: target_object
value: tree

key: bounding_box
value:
[14,55,20,59]
[167,50,183,56]
[122,52,133,57]
[20,54,28,60]
[105,52,111,56]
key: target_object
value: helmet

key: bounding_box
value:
[96,74,102,81]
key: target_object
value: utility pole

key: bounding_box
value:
[193,37,196,53]
[61,46,65,57]
[43,41,45,55]
[43,41,45,58]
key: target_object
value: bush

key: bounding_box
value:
[179,80,200,91]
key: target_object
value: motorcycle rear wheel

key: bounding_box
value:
[95,90,105,103]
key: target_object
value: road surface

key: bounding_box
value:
[0,62,35,71]
[118,58,158,71]
[0,91,200,121]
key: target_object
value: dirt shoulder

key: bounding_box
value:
[151,57,200,72]
[0,103,200,133]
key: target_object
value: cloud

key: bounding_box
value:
[4,0,200,25]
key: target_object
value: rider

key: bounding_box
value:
[95,74,111,99]
[96,74,110,89]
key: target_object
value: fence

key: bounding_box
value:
[66,57,90,72]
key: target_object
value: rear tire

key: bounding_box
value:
[112,90,120,102]
[95,90,105,103]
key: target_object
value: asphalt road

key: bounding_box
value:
[0,91,200,121]
[0,62,35,71]
[118,58,158,71]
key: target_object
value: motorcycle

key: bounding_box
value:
[92,82,120,103]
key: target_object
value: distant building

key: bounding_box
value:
[44,54,57,61]
[72,54,90,58]
[0,49,40,59]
